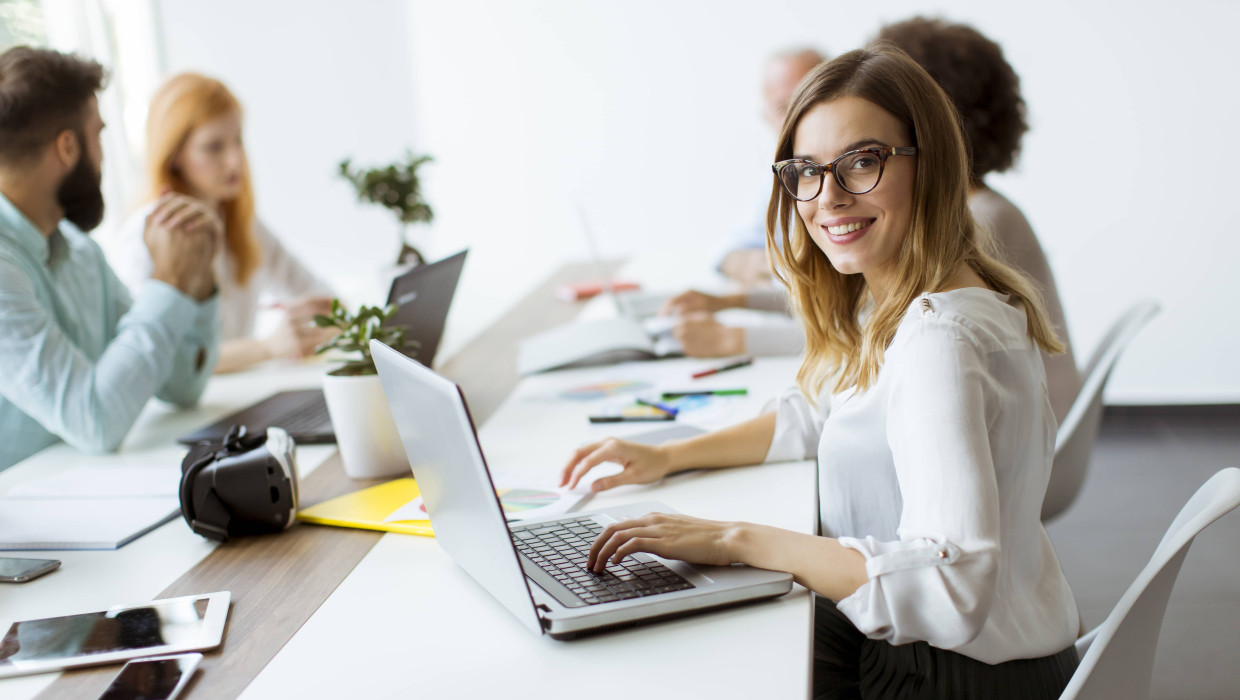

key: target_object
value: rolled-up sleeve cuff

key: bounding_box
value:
[835,534,997,650]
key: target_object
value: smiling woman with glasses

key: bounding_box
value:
[561,45,1079,700]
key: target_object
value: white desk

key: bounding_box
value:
[0,361,339,700]
[1,260,817,699]
[239,356,816,699]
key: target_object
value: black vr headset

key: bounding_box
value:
[179,425,300,543]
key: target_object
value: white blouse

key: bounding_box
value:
[765,288,1078,664]
[109,206,332,341]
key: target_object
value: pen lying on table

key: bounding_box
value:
[661,389,748,398]
[588,414,676,424]
[691,357,754,379]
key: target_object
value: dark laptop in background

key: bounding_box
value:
[178,249,468,446]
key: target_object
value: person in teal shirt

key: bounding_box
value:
[0,47,222,471]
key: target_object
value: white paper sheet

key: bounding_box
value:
[6,466,180,500]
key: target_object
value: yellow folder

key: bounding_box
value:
[296,477,434,537]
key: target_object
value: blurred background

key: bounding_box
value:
[7,0,1237,404]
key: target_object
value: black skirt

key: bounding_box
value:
[814,597,1079,700]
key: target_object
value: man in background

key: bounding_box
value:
[0,46,222,470]
[717,47,825,288]
[661,47,823,357]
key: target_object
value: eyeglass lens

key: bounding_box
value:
[779,151,884,200]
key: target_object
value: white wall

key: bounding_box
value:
[406,0,1240,404]
[148,0,1239,403]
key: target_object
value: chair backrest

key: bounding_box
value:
[1042,301,1160,521]
[1061,467,1240,700]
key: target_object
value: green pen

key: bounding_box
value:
[661,389,748,399]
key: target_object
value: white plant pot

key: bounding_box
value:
[322,371,409,479]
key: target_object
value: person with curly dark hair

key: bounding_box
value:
[876,16,1080,423]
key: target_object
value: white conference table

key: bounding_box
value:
[0,361,339,700]
[0,260,817,699]
[239,355,816,699]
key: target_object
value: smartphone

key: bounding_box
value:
[97,653,202,700]
[0,557,60,583]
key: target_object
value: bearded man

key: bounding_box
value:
[0,46,222,470]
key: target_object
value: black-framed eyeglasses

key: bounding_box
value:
[772,146,918,201]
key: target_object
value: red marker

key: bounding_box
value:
[691,357,754,379]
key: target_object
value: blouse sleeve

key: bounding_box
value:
[744,287,790,313]
[743,318,805,357]
[762,384,829,463]
[254,220,333,300]
[835,317,1002,649]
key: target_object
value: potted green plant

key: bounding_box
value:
[313,300,419,479]
[338,150,434,267]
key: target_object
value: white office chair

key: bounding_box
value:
[1042,301,1161,521]
[1060,467,1240,700]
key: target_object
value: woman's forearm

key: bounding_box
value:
[726,523,869,601]
[213,337,272,374]
[664,411,777,473]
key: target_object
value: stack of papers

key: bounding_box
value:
[0,466,181,550]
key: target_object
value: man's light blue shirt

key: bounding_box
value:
[0,192,219,471]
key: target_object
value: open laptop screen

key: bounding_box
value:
[371,340,544,635]
[387,249,467,366]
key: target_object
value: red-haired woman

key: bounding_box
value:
[112,73,334,373]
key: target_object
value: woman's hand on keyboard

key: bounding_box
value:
[560,438,673,492]
[587,512,739,571]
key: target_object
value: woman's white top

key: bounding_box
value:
[110,206,332,341]
[765,288,1079,664]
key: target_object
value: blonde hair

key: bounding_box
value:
[766,45,1062,398]
[145,73,260,285]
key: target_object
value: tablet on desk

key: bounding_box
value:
[0,591,230,679]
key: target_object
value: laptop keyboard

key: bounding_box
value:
[179,390,335,445]
[272,399,333,437]
[511,516,694,606]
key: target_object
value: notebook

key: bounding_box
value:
[0,464,182,550]
[0,497,180,551]
[515,210,680,375]
[517,317,682,375]
[297,478,434,537]
[372,339,793,640]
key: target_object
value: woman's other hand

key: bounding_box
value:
[673,314,746,357]
[560,438,675,492]
[660,289,747,316]
[277,296,333,326]
[264,299,337,361]
[587,512,740,571]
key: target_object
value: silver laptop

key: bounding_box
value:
[371,340,793,639]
